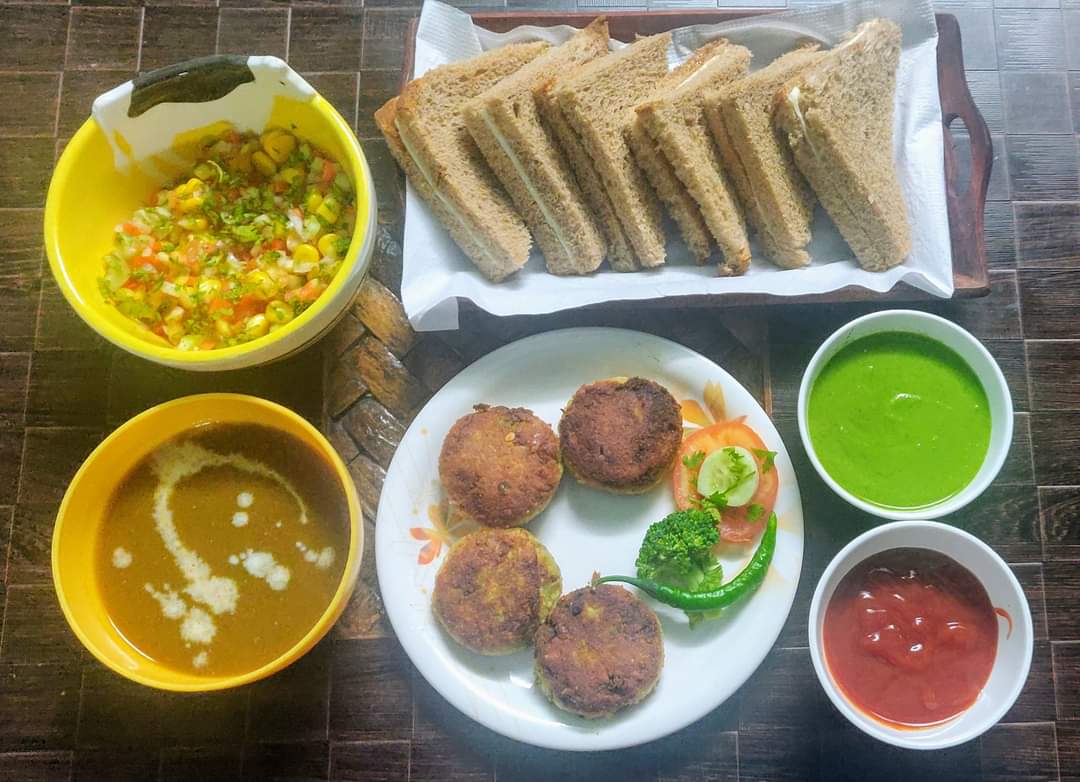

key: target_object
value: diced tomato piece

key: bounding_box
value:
[231,294,264,321]
[121,222,144,236]
[269,238,286,252]
[208,298,231,314]
[320,160,336,185]
[672,418,779,544]
[151,323,166,337]
[122,279,141,291]
[296,279,323,303]
[200,339,217,350]
[272,181,287,194]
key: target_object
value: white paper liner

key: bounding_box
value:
[399,0,951,330]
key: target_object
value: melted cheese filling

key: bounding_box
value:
[478,107,574,261]
[395,118,505,270]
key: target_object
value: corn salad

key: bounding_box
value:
[99,127,356,351]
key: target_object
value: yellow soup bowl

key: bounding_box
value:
[52,393,363,691]
[45,56,375,371]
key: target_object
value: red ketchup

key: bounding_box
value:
[823,548,999,728]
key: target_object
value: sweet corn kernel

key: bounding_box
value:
[262,131,296,164]
[197,279,222,298]
[305,191,323,213]
[215,319,233,339]
[315,195,340,224]
[244,314,269,339]
[178,196,204,213]
[175,178,203,198]
[293,244,319,264]
[317,233,340,258]
[252,151,277,176]
[279,167,302,185]
[265,300,293,324]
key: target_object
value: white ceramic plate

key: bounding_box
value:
[375,328,804,751]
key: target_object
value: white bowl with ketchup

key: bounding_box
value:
[809,521,1032,750]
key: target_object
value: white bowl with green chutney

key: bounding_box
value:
[797,310,1013,520]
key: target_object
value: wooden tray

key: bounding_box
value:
[397,10,991,307]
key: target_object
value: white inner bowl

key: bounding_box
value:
[808,521,1033,750]
[796,309,1014,521]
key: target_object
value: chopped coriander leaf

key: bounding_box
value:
[752,448,777,473]
[682,450,706,469]
[700,490,729,513]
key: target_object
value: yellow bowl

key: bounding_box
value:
[44,57,376,371]
[52,393,363,691]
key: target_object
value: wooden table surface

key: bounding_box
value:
[0,0,1077,779]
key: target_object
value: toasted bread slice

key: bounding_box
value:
[707,45,825,270]
[773,19,911,272]
[375,43,548,282]
[636,39,751,276]
[548,33,672,269]
[536,81,638,272]
[464,21,609,276]
[626,53,726,265]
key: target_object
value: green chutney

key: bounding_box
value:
[807,330,991,510]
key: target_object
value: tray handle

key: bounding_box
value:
[129,55,255,118]
[936,13,991,295]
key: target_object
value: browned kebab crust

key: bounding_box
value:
[534,584,664,718]
[434,528,562,655]
[557,377,683,494]
[439,404,563,528]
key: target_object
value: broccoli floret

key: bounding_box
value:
[635,510,723,594]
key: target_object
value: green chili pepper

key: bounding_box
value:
[596,513,777,612]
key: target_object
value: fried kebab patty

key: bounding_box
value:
[433,528,563,655]
[439,404,562,528]
[534,584,664,719]
[558,377,683,494]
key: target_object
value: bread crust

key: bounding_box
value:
[773,19,911,272]
[376,43,548,282]
[463,21,609,276]
[706,45,824,270]
[551,33,672,269]
[635,39,752,276]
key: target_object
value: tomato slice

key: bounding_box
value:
[673,418,779,543]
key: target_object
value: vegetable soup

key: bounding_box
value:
[96,423,349,676]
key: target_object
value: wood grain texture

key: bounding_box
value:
[981,722,1061,782]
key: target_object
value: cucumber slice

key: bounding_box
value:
[696,446,759,507]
